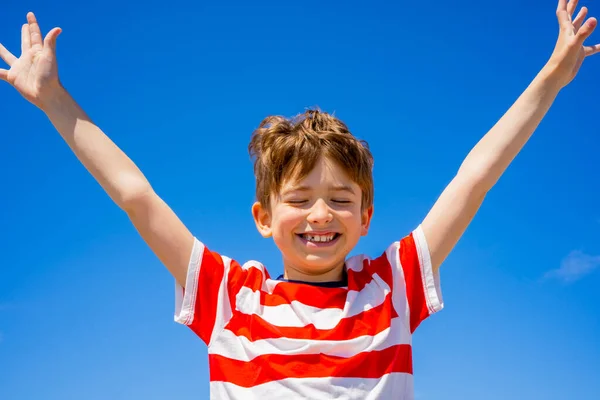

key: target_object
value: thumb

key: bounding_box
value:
[43,27,62,53]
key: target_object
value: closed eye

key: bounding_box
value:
[287,199,308,205]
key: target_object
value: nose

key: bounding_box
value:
[307,199,333,225]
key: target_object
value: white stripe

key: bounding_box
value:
[234,273,391,329]
[413,225,444,314]
[386,241,411,330]
[209,373,414,400]
[174,238,204,325]
[241,260,266,272]
[209,316,411,361]
[345,252,370,272]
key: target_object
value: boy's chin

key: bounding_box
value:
[298,254,348,271]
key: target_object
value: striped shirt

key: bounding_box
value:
[174,225,443,399]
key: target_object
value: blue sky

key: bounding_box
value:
[1,0,599,398]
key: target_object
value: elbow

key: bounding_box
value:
[112,176,155,213]
[119,190,155,214]
[456,160,498,195]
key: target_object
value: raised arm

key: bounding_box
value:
[421,0,599,272]
[0,13,193,287]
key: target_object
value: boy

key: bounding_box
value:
[0,1,598,399]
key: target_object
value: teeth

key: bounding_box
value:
[303,234,336,243]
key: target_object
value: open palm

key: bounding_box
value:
[0,12,61,108]
[548,0,599,87]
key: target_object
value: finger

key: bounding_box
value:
[556,0,571,27]
[0,68,7,81]
[584,43,600,56]
[577,17,598,43]
[0,43,17,66]
[567,0,579,18]
[21,24,30,54]
[573,6,588,32]
[557,0,568,13]
[27,12,43,49]
[43,27,61,54]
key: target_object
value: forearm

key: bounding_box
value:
[42,87,152,210]
[458,65,563,191]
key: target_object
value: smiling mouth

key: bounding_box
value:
[297,233,341,244]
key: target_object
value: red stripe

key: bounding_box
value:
[261,282,348,308]
[347,252,394,293]
[228,266,349,310]
[209,344,413,387]
[224,292,398,341]
[227,262,264,312]
[230,264,265,292]
[190,247,225,345]
[226,263,345,312]
[400,234,428,333]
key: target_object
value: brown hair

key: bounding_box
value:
[248,108,374,210]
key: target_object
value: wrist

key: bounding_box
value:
[38,81,71,113]
[536,62,569,92]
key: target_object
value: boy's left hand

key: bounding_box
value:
[547,0,600,88]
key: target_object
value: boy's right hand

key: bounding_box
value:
[1,12,195,290]
[0,12,62,110]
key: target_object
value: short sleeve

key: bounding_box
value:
[397,225,444,333]
[174,238,236,345]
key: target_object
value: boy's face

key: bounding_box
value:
[252,156,373,282]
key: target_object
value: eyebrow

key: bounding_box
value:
[282,184,356,195]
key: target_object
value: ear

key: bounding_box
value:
[252,201,273,238]
[360,205,374,236]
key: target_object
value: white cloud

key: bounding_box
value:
[545,251,600,283]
